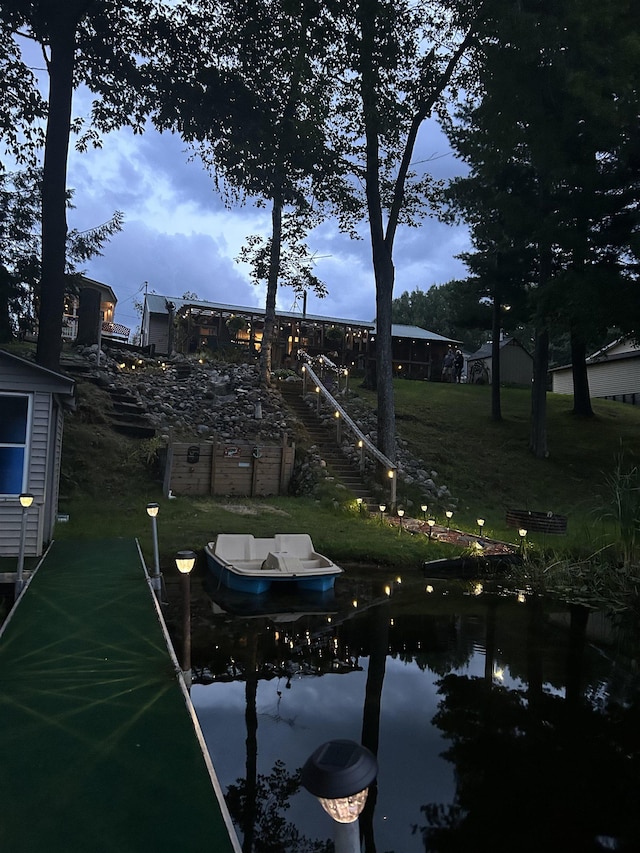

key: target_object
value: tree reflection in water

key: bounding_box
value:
[192,579,640,853]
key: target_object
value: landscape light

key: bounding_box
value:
[146,502,161,594]
[302,740,378,852]
[477,518,485,537]
[175,550,196,689]
[16,493,34,597]
[445,510,453,530]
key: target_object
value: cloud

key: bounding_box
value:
[59,94,472,332]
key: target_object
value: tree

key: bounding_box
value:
[444,0,640,452]
[333,0,480,461]
[152,0,345,386]
[0,21,46,165]
[392,281,491,352]
[0,0,164,370]
[0,166,122,342]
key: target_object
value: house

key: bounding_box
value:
[141,294,374,367]
[0,350,75,557]
[368,324,461,380]
[62,276,130,345]
[551,338,640,405]
[466,337,533,385]
[141,294,458,378]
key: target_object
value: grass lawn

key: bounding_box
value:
[41,374,640,576]
[356,378,640,552]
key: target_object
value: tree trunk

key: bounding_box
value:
[570,333,594,417]
[75,286,102,346]
[36,19,76,371]
[373,245,396,462]
[259,196,283,387]
[529,327,549,458]
[358,0,395,462]
[490,295,502,421]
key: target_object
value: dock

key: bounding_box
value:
[0,538,241,852]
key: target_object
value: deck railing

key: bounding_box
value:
[298,354,397,507]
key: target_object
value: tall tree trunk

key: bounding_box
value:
[358,0,395,461]
[36,18,76,371]
[259,196,283,387]
[490,295,502,421]
[529,327,549,458]
[570,332,594,417]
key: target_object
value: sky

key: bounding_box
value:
[17,42,472,338]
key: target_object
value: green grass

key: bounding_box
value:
[47,375,640,578]
[356,379,640,554]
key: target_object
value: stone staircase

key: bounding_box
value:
[279,381,378,511]
[60,355,156,439]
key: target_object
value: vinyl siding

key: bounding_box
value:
[0,354,73,557]
[552,356,640,401]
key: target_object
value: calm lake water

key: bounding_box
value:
[190,570,640,853]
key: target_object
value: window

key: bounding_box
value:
[0,394,31,495]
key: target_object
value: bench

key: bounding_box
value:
[506,509,568,535]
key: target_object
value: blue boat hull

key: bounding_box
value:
[205,551,338,595]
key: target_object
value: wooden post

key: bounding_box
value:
[280,432,288,492]
[210,436,217,495]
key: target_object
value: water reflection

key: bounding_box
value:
[191,576,640,852]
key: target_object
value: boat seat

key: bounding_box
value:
[262,552,304,573]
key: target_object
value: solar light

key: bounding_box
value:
[302,740,378,852]
[16,493,34,597]
[146,502,161,594]
[175,550,196,689]
[477,517,485,537]
[379,504,386,524]
[427,518,435,539]
[445,510,453,531]
[421,504,428,520]
[397,507,404,532]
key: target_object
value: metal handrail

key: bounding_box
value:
[299,359,397,507]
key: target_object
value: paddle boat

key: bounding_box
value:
[205,533,343,595]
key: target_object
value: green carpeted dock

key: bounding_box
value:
[0,539,240,852]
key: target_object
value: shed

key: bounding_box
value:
[551,338,640,405]
[466,337,533,386]
[0,350,75,557]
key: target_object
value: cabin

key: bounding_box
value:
[0,351,75,557]
[140,294,459,378]
[466,337,533,386]
[62,276,130,345]
[367,324,461,381]
[141,294,374,368]
[551,338,640,405]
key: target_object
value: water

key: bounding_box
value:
[190,572,640,852]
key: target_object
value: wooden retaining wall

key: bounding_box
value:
[163,435,295,497]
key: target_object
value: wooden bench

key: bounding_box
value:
[506,509,568,534]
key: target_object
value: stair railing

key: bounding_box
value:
[299,359,397,508]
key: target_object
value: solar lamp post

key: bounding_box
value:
[176,550,196,689]
[146,502,161,593]
[16,493,34,597]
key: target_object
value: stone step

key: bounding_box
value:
[280,382,377,507]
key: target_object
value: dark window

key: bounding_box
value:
[0,395,29,494]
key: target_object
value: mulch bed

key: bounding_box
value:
[385,516,517,555]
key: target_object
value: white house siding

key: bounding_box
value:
[147,314,170,353]
[551,369,573,395]
[552,356,640,403]
[0,353,74,557]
